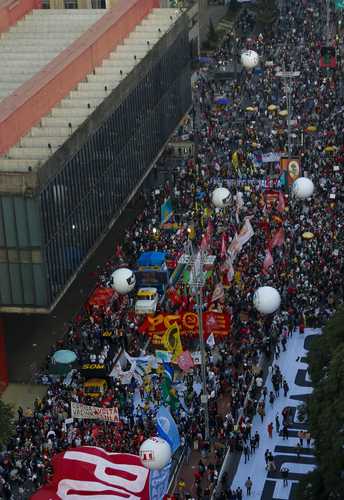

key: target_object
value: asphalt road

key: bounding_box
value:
[3,166,172,383]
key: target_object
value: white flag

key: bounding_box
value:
[206,333,216,348]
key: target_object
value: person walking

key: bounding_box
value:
[306,431,311,447]
[244,444,250,464]
[245,477,253,496]
[254,431,260,448]
[267,422,273,439]
[275,413,280,433]
[264,449,270,466]
[269,391,275,407]
[281,467,289,487]
[283,380,289,397]
[282,424,289,440]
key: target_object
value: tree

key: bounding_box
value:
[253,0,279,35]
[0,400,15,448]
[295,309,344,499]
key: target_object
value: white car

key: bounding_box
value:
[135,287,159,315]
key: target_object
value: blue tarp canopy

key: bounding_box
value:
[52,350,77,364]
[215,97,230,105]
[137,251,166,267]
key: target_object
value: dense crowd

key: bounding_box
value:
[1,0,344,498]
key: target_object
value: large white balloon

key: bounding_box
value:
[212,187,231,208]
[253,286,281,314]
[111,268,135,294]
[292,177,314,200]
[139,437,172,470]
[241,50,259,69]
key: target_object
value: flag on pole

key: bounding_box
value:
[227,255,235,283]
[277,191,285,213]
[220,233,227,259]
[269,227,285,249]
[156,406,181,453]
[211,282,225,303]
[177,350,194,371]
[206,333,216,348]
[161,323,183,362]
[262,248,274,274]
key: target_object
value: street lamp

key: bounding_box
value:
[276,69,300,158]
[184,240,210,440]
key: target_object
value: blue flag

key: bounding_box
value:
[163,362,174,382]
[160,198,173,224]
[156,406,181,453]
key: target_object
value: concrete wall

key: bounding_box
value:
[0,0,42,35]
[0,0,159,156]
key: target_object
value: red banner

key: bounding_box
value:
[31,447,150,500]
[139,311,230,340]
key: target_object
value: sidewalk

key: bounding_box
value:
[228,329,320,499]
[173,392,231,497]
[1,383,47,413]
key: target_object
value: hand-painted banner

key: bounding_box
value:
[139,311,230,339]
[71,402,119,423]
[31,447,150,499]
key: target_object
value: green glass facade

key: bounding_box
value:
[0,27,191,311]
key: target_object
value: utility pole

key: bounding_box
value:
[276,69,300,158]
[326,0,331,45]
[184,242,210,441]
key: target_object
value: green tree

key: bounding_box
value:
[0,400,15,448]
[295,309,344,499]
[253,0,279,35]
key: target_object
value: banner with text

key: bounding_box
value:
[71,402,119,423]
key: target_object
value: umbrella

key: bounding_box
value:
[302,232,315,240]
[279,110,288,117]
[245,106,257,112]
[52,349,77,364]
[324,146,336,153]
[215,97,230,105]
[268,104,278,111]
[305,125,317,132]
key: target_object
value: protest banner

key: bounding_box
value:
[71,402,119,423]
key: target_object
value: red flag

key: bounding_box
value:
[220,233,227,259]
[115,244,124,259]
[277,191,285,213]
[206,220,213,244]
[262,248,274,274]
[200,234,208,251]
[31,447,150,499]
[177,350,194,371]
[269,227,285,249]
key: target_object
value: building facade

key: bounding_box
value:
[0,14,191,313]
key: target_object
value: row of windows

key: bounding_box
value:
[43,68,191,302]
[41,35,191,304]
[41,32,189,244]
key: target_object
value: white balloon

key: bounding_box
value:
[139,437,172,470]
[292,177,314,200]
[212,187,231,208]
[253,286,281,314]
[241,50,259,69]
[111,268,135,294]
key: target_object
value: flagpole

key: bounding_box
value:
[196,286,210,441]
[185,241,210,441]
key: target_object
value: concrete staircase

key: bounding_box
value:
[0,9,106,102]
[0,8,180,171]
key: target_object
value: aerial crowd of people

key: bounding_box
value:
[1,0,344,498]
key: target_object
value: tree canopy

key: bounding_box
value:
[0,400,15,449]
[295,309,344,499]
